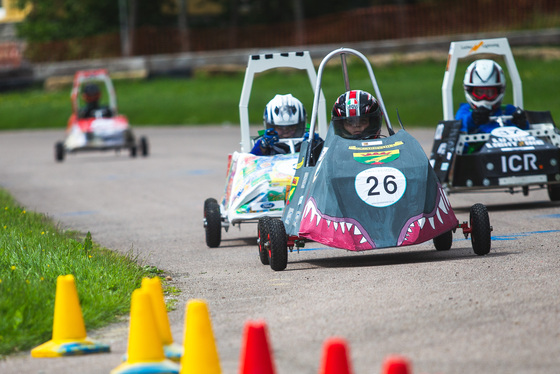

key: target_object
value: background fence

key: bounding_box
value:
[11,0,560,64]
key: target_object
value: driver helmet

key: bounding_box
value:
[82,83,101,104]
[332,90,382,139]
[263,94,306,139]
[463,59,506,111]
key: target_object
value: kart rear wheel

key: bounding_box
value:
[547,183,560,201]
[129,144,137,158]
[470,203,491,256]
[257,217,271,265]
[204,197,217,210]
[433,230,453,251]
[139,136,149,157]
[204,198,222,248]
[267,219,288,271]
[55,142,65,162]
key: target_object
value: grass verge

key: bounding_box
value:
[0,188,160,357]
[0,52,558,130]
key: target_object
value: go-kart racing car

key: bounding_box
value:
[203,51,328,248]
[54,69,148,162]
[429,37,560,201]
[258,47,493,271]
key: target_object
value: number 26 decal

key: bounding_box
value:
[355,167,406,207]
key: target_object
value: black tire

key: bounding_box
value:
[129,144,137,158]
[55,142,65,162]
[139,136,149,157]
[433,230,453,251]
[204,197,217,210]
[547,183,560,201]
[204,198,221,248]
[470,203,491,256]
[257,217,271,265]
[267,219,288,271]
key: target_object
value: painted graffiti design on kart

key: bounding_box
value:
[223,152,298,216]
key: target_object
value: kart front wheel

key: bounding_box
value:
[55,142,65,162]
[433,230,453,251]
[257,217,271,265]
[470,203,491,256]
[204,198,222,248]
[129,144,137,158]
[139,136,149,157]
[267,219,288,271]
[547,183,560,201]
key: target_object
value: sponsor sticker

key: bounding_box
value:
[349,140,403,151]
[353,149,400,165]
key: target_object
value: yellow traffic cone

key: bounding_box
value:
[142,277,183,362]
[180,299,221,374]
[111,288,180,374]
[31,274,110,357]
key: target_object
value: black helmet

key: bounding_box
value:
[332,90,382,139]
[82,84,101,103]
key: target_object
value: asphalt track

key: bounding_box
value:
[1,126,559,374]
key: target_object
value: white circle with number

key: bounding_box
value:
[355,167,407,207]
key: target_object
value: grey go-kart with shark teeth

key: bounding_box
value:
[258,48,492,271]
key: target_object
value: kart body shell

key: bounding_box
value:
[54,69,148,161]
[429,38,560,200]
[284,126,457,251]
[203,51,328,248]
[257,48,492,271]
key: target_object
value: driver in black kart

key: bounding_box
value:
[332,89,383,139]
[455,59,528,134]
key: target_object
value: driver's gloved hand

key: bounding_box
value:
[511,107,527,128]
[261,128,279,149]
[472,107,491,126]
[302,131,320,141]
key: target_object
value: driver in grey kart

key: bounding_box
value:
[332,89,383,140]
[251,94,320,155]
[455,59,528,134]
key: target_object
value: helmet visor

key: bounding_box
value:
[332,113,382,139]
[470,86,500,101]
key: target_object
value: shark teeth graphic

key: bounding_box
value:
[398,184,457,246]
[299,198,375,251]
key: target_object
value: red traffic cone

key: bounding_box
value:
[319,337,353,374]
[381,355,412,374]
[239,320,276,374]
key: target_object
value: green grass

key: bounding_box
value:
[0,188,161,357]
[0,54,558,130]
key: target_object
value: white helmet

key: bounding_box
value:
[263,94,306,138]
[463,59,506,110]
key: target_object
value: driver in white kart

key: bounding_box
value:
[455,59,528,134]
[332,89,383,139]
[251,94,315,155]
[78,83,112,119]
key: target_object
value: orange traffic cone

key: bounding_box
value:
[180,299,221,374]
[31,274,110,357]
[319,337,353,374]
[142,277,183,362]
[239,320,276,374]
[111,288,179,374]
[381,355,412,374]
